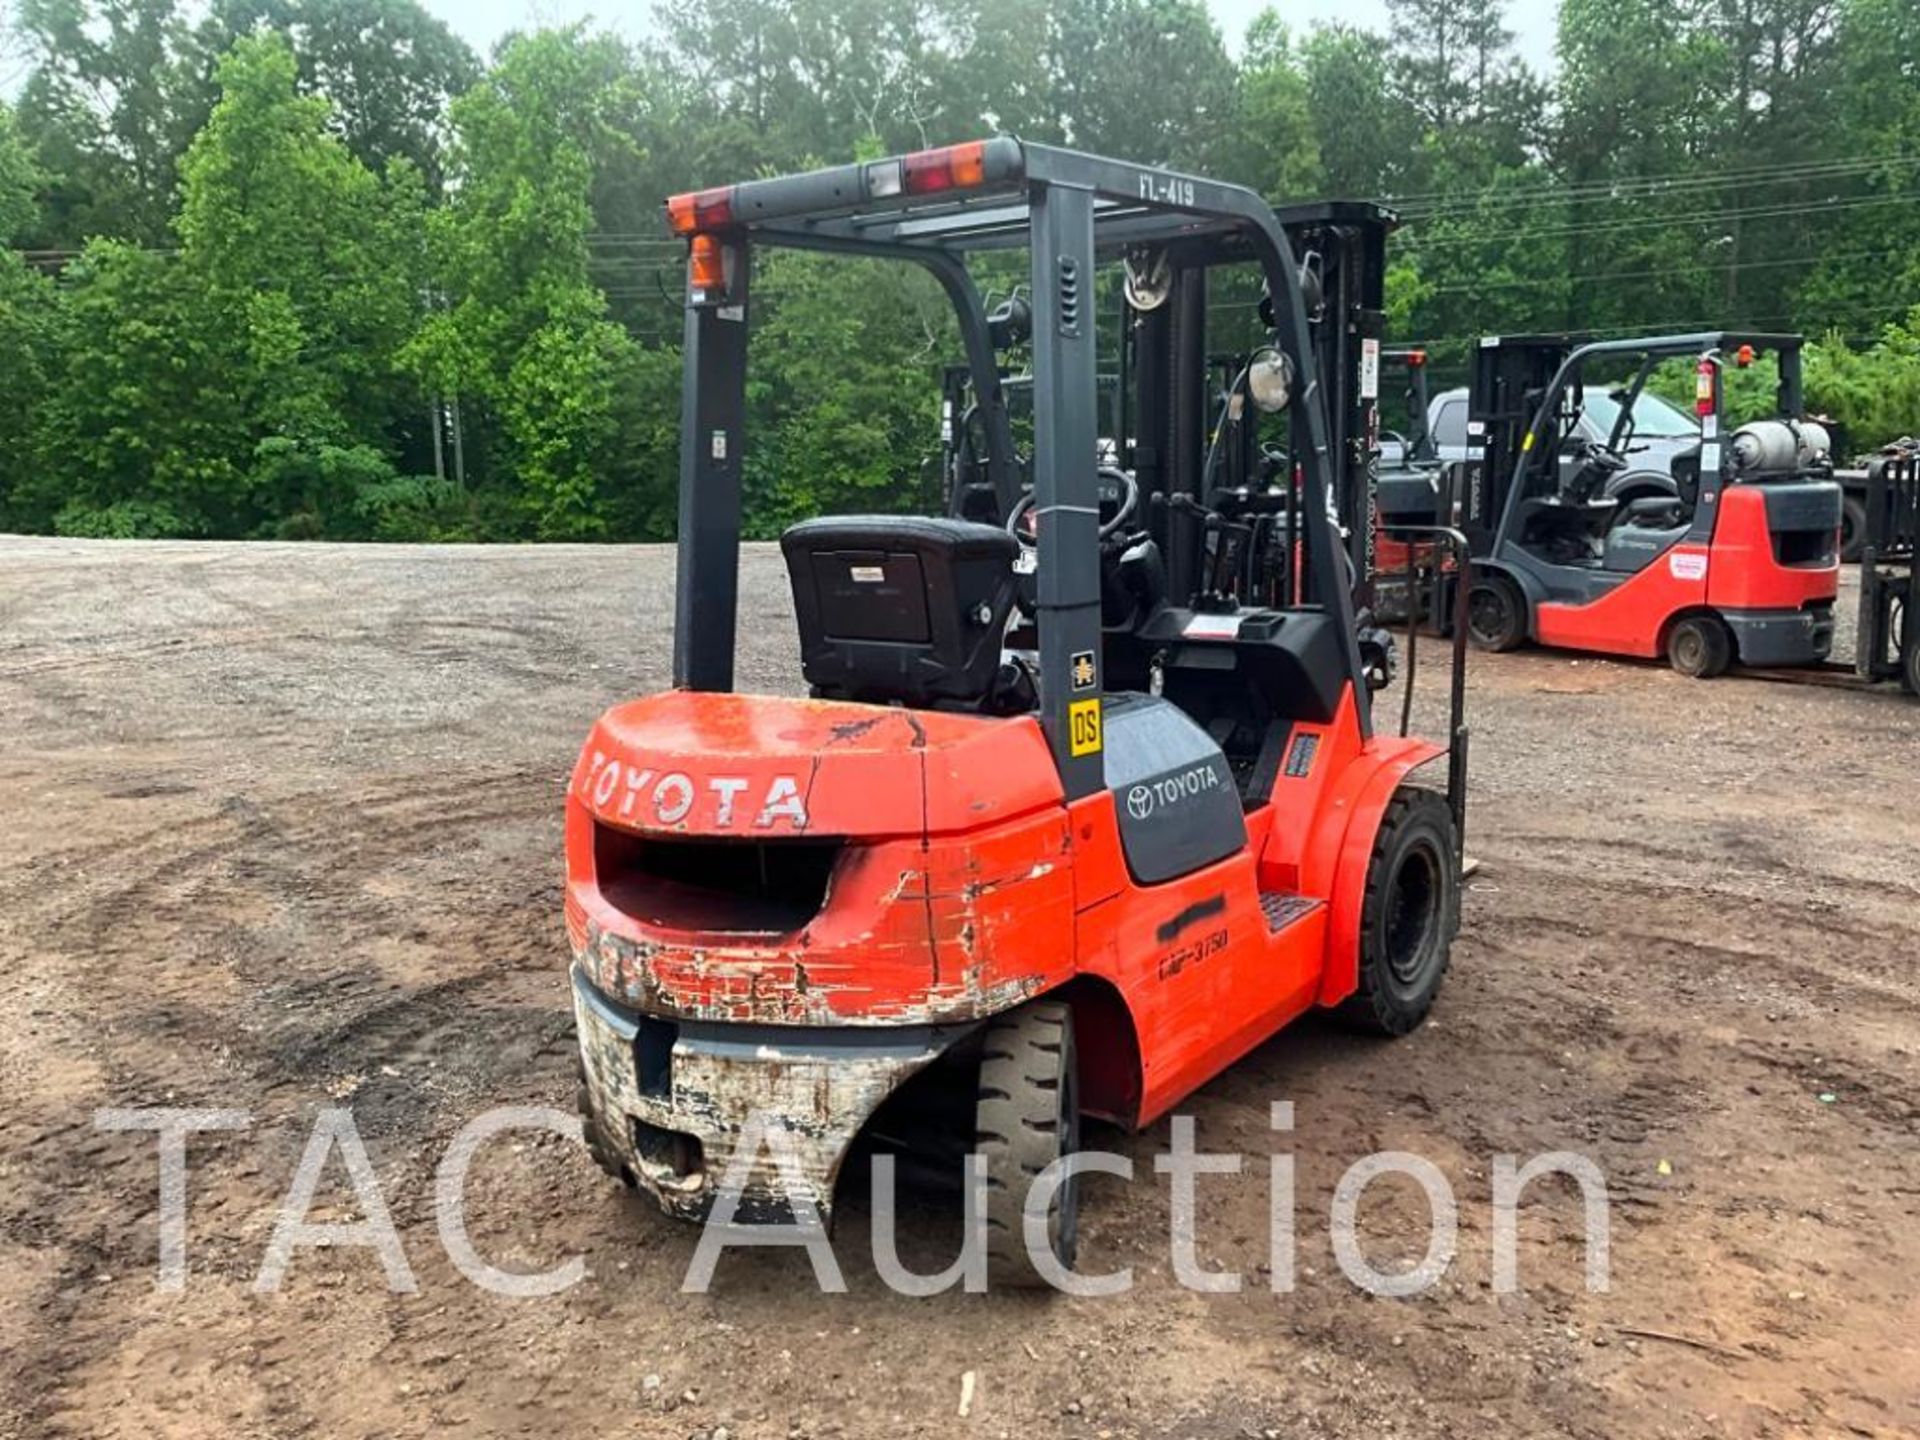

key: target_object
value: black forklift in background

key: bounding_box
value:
[1856,439,1918,693]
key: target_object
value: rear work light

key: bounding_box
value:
[666,186,734,235]
[901,141,987,196]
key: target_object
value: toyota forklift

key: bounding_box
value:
[1458,332,1844,677]
[566,139,1471,1285]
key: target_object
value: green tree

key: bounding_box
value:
[1221,12,1322,201]
[743,251,957,534]
[1048,0,1238,166]
[25,240,249,534]
[205,0,480,190]
[12,0,218,245]
[0,102,43,241]
[406,26,649,539]
[1300,24,1416,198]
[1794,0,1920,335]
[176,32,426,534]
[0,252,57,522]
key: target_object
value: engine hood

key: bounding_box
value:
[571,690,1063,840]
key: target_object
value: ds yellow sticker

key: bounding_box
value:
[1068,698,1102,757]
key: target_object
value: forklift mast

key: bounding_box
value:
[1858,441,1919,691]
[1380,348,1436,463]
[1123,201,1397,611]
[1272,203,1397,607]
[1461,334,1582,558]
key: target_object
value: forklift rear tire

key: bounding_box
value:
[1339,788,1460,1037]
[1466,573,1526,652]
[577,1065,634,1187]
[1667,614,1732,679]
[976,999,1080,1289]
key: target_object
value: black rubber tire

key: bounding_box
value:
[1902,620,1919,697]
[1841,495,1867,565]
[1667,613,1733,679]
[976,999,1079,1289]
[1339,788,1460,1037]
[576,1065,633,1186]
[1466,571,1527,652]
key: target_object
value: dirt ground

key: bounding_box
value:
[0,536,1915,1440]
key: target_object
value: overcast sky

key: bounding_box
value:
[417,0,1561,75]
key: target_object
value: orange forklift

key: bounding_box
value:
[566,139,1470,1284]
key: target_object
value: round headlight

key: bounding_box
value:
[1246,346,1293,412]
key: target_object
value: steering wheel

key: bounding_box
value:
[1005,466,1140,547]
[1562,436,1629,504]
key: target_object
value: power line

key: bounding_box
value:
[1386,153,1920,213]
[1395,298,1916,353]
[1418,245,1908,297]
[1402,191,1912,247]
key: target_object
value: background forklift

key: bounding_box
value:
[567,139,1471,1285]
[1456,331,1843,677]
[1854,439,1918,694]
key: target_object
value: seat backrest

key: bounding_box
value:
[780,515,1020,709]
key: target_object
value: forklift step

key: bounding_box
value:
[1258,891,1323,933]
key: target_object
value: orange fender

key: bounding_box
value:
[1306,737,1448,1008]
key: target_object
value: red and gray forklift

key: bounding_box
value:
[566,139,1471,1284]
[1458,332,1844,677]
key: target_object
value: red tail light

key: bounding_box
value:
[1694,356,1716,417]
[1406,349,1427,367]
[902,141,987,196]
[666,186,734,235]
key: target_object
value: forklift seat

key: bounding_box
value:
[781,515,1023,710]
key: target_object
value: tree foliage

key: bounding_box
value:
[2,0,1919,543]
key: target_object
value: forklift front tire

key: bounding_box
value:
[1466,572,1526,652]
[1840,495,1867,564]
[976,1000,1080,1289]
[1667,614,1732,679]
[1339,788,1460,1037]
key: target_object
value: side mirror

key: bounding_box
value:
[1246,347,1293,413]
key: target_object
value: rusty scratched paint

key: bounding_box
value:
[572,966,949,1223]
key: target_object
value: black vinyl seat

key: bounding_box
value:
[1621,494,1686,529]
[780,515,1022,710]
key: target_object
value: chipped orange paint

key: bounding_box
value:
[568,693,1075,1027]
